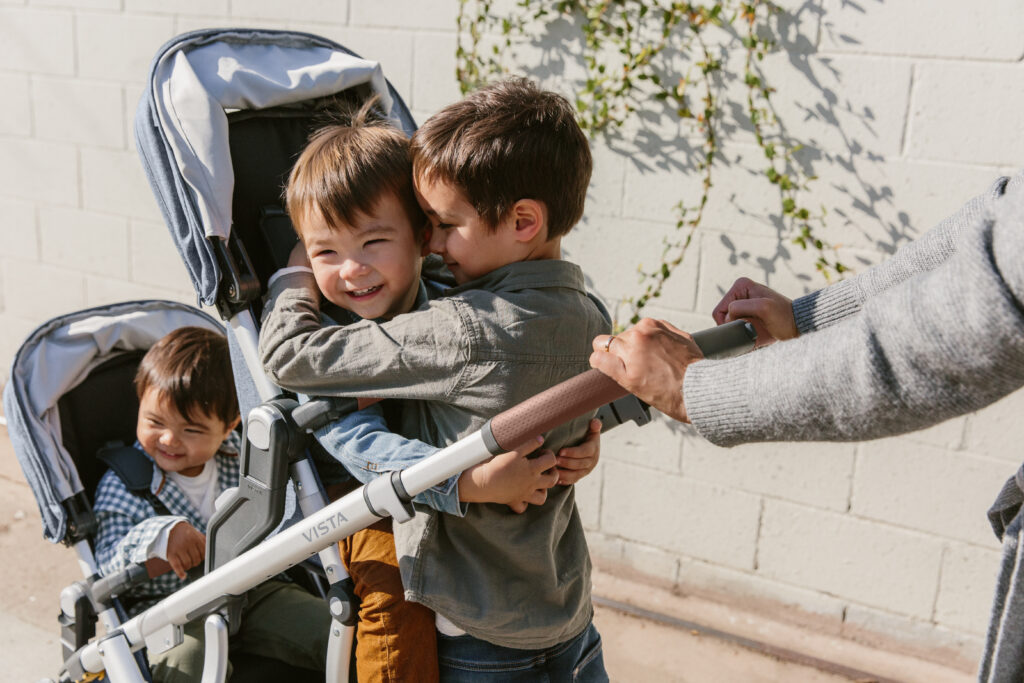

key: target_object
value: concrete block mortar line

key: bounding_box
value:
[773,483,999,551]
[846,442,861,513]
[899,61,917,158]
[931,543,948,623]
[75,146,84,214]
[70,9,80,77]
[752,495,765,571]
[26,73,37,138]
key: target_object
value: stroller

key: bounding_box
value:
[7,28,755,682]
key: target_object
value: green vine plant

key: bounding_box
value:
[456,0,847,326]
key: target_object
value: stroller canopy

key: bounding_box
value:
[135,29,416,307]
[3,301,222,543]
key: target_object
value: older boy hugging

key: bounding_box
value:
[259,78,610,681]
[266,97,602,683]
[93,327,329,682]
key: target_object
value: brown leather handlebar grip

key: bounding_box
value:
[484,369,628,453]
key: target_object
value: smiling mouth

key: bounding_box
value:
[348,285,383,298]
[158,449,183,459]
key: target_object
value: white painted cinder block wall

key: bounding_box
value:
[2,0,1022,666]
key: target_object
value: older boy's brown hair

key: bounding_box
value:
[135,326,238,426]
[410,77,592,240]
[286,98,425,239]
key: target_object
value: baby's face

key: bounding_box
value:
[136,388,235,477]
[301,191,425,321]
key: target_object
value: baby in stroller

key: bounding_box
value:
[92,325,330,681]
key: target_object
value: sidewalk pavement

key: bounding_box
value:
[0,424,972,682]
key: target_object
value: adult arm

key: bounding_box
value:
[686,171,1024,446]
[258,270,466,400]
[790,174,1011,335]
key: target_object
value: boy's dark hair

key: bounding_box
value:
[410,77,592,240]
[135,326,238,426]
[286,97,425,239]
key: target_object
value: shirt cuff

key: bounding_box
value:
[268,265,314,289]
[148,518,189,560]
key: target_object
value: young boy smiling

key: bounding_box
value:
[261,79,610,680]
[93,327,330,681]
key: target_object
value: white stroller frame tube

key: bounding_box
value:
[229,309,352,682]
[74,431,493,676]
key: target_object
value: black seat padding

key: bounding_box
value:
[57,350,146,504]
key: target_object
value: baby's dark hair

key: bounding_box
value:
[134,326,238,426]
[286,96,425,240]
[410,77,592,240]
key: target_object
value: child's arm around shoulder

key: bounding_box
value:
[314,403,462,515]
[92,469,189,577]
[258,270,467,401]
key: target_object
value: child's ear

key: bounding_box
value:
[510,199,547,243]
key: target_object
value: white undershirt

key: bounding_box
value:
[435,612,467,636]
[150,460,219,560]
[167,459,220,521]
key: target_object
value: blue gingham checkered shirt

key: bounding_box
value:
[92,437,240,614]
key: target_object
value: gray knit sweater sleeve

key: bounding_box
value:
[792,175,1010,334]
[686,170,1024,446]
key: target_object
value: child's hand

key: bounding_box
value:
[712,277,797,347]
[287,241,311,269]
[458,436,559,513]
[556,418,601,485]
[166,521,206,579]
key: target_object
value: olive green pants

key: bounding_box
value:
[148,580,330,682]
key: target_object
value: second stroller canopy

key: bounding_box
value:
[135,28,416,307]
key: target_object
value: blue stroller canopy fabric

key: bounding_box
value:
[135,29,416,306]
[3,301,222,543]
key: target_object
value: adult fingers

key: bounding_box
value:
[712,277,756,324]
[508,501,528,514]
[724,298,776,344]
[528,488,549,507]
[589,347,626,380]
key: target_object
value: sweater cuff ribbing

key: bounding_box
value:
[791,278,863,334]
[684,356,760,448]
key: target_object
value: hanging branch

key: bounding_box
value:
[455,0,846,326]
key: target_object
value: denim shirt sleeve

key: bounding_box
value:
[313,404,466,517]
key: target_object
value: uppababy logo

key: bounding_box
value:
[303,511,349,543]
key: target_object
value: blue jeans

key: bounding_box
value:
[437,622,607,682]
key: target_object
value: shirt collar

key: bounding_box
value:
[446,259,587,296]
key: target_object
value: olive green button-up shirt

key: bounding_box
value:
[259,258,611,649]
